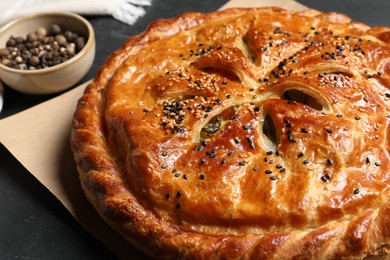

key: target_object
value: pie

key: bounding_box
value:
[70,7,390,259]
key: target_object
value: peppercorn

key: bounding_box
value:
[1,24,86,70]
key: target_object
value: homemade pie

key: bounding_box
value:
[71,7,390,259]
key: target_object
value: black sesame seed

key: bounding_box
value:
[326,128,333,133]
[253,166,258,171]
[366,157,370,164]
[266,151,273,155]
[201,158,206,164]
[268,159,274,164]
[325,173,331,179]
[165,194,170,199]
[239,162,245,166]
[327,158,333,165]
[303,159,309,164]
[378,71,383,76]
[286,129,292,134]
[264,157,268,162]
[221,159,226,164]
[375,162,381,167]
[234,137,240,144]
[162,151,168,156]
[336,114,343,118]
[161,165,168,169]
[301,128,309,133]
[176,203,181,209]
[270,176,277,181]
[200,174,205,180]
[222,80,227,85]
[355,116,361,120]
[226,94,231,99]
[176,191,182,198]
[276,164,282,169]
[265,170,273,174]
[280,168,286,173]
[354,188,360,194]
[385,93,390,98]
[183,174,188,180]
[287,134,296,142]
[174,173,180,178]
[321,176,328,182]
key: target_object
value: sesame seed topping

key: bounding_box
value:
[165,194,170,199]
[200,174,205,180]
[161,165,167,169]
[321,176,328,182]
[326,128,333,133]
[174,173,180,178]
[162,151,168,156]
[355,116,361,120]
[253,166,258,171]
[239,162,245,166]
[303,159,309,164]
[176,191,182,198]
[287,134,296,142]
[176,203,181,209]
[280,168,286,173]
[276,164,282,169]
[266,151,273,155]
[297,152,304,158]
[327,158,333,165]
[265,170,272,174]
[354,188,360,194]
[301,128,309,133]
[375,162,381,167]
[270,176,277,181]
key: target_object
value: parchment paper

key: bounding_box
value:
[0,0,307,258]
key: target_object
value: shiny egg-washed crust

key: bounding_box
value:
[71,7,390,259]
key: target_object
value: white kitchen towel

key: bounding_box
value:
[0,0,153,26]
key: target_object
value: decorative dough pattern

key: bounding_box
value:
[71,8,390,259]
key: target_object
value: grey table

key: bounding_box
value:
[0,0,389,259]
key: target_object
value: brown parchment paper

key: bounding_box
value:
[0,0,307,258]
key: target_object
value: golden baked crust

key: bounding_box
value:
[71,7,390,259]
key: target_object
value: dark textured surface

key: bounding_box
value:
[0,0,388,259]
